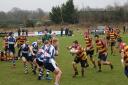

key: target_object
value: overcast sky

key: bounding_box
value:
[0,0,127,12]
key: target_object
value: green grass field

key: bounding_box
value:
[0,31,128,85]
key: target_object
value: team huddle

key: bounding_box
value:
[0,30,61,85]
[68,26,128,78]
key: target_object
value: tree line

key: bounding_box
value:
[0,0,128,28]
[49,0,78,24]
[50,0,128,24]
[0,7,47,28]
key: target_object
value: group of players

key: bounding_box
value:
[0,25,128,85]
[68,25,128,78]
[0,30,62,85]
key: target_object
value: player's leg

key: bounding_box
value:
[6,51,9,61]
[44,59,62,85]
[124,66,128,78]
[101,61,113,70]
[97,60,102,72]
[28,55,35,72]
[9,50,16,68]
[72,61,78,77]
[22,56,28,74]
[97,54,102,72]
[46,69,52,80]
[53,67,62,85]
[100,54,113,70]
[89,50,96,68]
[80,60,87,77]
[111,42,116,55]
[38,67,44,80]
[72,57,79,77]
[32,58,38,75]
[18,46,21,59]
[110,42,113,55]
[34,59,44,80]
[4,48,8,61]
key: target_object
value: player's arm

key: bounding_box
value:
[56,38,59,50]
[29,45,35,56]
[70,49,78,54]
[121,50,125,66]
[14,42,17,48]
[14,38,17,47]
[71,46,80,54]
[67,46,72,50]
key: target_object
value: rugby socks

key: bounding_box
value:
[45,70,52,80]
[98,61,101,72]
[54,82,59,85]
[24,64,28,74]
[73,64,78,74]
[81,68,84,77]
[74,67,78,75]
[12,58,16,67]
[33,66,37,75]
[46,70,50,77]
[109,63,113,70]
[38,68,43,80]
[92,60,96,68]
[31,63,34,70]
[73,68,78,77]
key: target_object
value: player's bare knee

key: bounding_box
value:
[72,61,76,65]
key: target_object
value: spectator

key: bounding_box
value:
[49,29,52,34]
[123,25,126,33]
[60,28,63,36]
[26,29,28,36]
[65,27,69,36]
[18,28,21,36]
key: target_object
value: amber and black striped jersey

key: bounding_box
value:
[17,36,27,45]
[109,31,117,42]
[123,46,128,66]
[76,45,87,60]
[3,37,8,48]
[50,37,58,45]
[95,39,107,54]
[84,37,94,51]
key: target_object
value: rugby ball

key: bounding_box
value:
[70,48,76,53]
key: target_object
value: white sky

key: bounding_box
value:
[0,0,127,12]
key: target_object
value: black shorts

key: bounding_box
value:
[29,55,36,62]
[44,63,55,72]
[111,42,116,46]
[124,66,128,77]
[36,59,44,66]
[74,57,87,68]
[8,48,15,54]
[86,50,94,57]
[98,53,107,61]
[106,36,110,40]
[22,53,30,61]
[43,59,57,72]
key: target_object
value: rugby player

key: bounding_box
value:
[95,35,113,72]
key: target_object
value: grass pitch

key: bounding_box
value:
[0,31,128,85]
